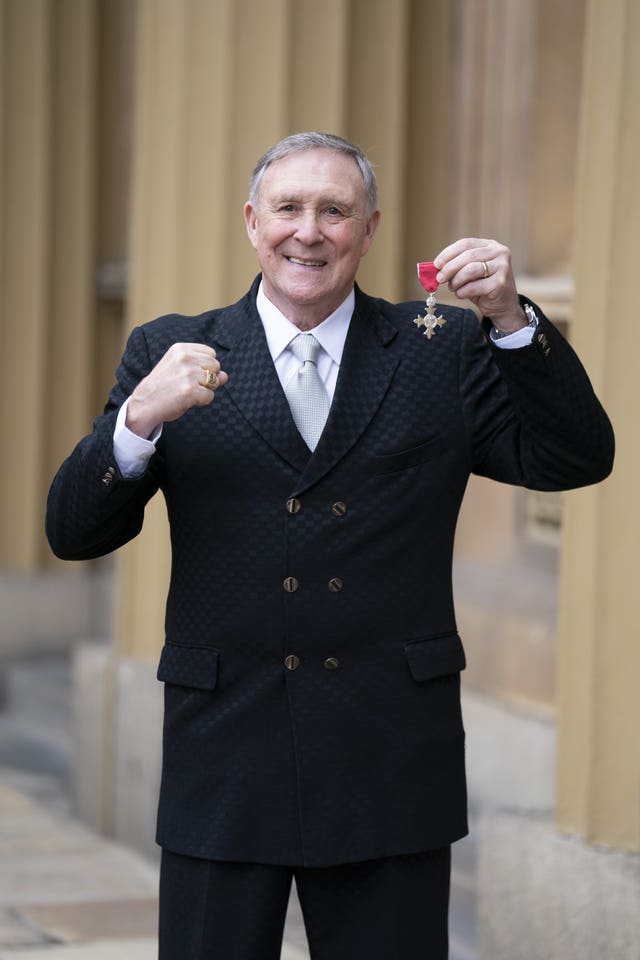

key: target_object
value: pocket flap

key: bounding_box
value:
[373,436,444,476]
[157,643,219,691]
[403,633,466,681]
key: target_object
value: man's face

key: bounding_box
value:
[244,148,380,328]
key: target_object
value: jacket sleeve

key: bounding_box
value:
[45,325,165,560]
[458,299,614,490]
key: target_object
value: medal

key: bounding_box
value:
[414,262,447,339]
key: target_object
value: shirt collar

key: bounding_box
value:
[257,281,354,367]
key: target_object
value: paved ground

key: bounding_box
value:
[0,653,477,959]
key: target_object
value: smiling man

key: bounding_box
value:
[46,132,613,959]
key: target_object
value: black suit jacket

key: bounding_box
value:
[46,278,613,867]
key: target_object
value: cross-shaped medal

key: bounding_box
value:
[414,262,447,339]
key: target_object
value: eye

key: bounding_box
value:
[325,206,345,218]
[278,203,297,214]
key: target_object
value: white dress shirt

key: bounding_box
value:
[257,282,353,401]
[113,284,536,478]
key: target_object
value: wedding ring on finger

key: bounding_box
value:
[203,368,218,391]
[481,261,490,280]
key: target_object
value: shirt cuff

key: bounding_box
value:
[113,398,162,478]
[490,306,538,350]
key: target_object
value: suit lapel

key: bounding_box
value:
[215,284,311,474]
[294,289,400,494]
[215,283,400,488]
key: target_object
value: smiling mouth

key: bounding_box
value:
[285,256,327,268]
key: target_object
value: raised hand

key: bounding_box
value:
[434,238,527,334]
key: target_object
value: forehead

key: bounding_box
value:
[260,148,366,204]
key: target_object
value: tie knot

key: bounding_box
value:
[289,333,321,365]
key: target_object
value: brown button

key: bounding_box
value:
[324,657,340,670]
[328,577,343,593]
[283,576,299,593]
[331,501,347,517]
[286,498,302,514]
[285,654,300,671]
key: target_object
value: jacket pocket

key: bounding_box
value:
[157,642,219,691]
[403,632,466,682]
[373,436,445,476]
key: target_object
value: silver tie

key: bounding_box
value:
[285,334,331,451]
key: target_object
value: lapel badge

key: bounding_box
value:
[414,262,447,339]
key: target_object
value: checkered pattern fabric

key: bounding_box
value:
[46,277,614,868]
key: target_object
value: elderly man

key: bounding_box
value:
[47,132,613,959]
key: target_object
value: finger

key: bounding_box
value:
[434,238,500,282]
[171,341,217,355]
[196,370,228,403]
[434,237,491,271]
[445,258,495,294]
[195,383,217,406]
[199,366,229,392]
[207,357,222,376]
[193,345,219,363]
[166,343,219,368]
[201,368,219,391]
[450,277,495,302]
[452,268,513,307]
[433,237,479,267]
[200,357,220,380]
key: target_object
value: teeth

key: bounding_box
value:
[287,257,325,267]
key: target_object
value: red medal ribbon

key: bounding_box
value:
[417,261,439,293]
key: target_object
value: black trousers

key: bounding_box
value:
[159,846,450,959]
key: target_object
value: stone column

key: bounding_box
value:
[0,0,96,572]
[346,0,411,299]
[556,0,640,853]
[448,0,537,272]
[448,0,594,712]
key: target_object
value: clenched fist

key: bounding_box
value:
[126,343,228,439]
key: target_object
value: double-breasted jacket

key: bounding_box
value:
[46,278,613,867]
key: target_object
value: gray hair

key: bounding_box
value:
[249,132,378,217]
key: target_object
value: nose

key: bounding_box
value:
[293,210,323,245]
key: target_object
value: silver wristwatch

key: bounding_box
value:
[492,303,538,339]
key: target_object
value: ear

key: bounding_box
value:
[361,209,381,256]
[244,202,259,249]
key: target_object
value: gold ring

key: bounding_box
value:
[481,261,490,279]
[203,368,218,391]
